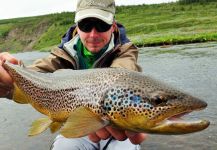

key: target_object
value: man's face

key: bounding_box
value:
[77,18,115,53]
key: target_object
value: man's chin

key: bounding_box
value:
[87,46,102,53]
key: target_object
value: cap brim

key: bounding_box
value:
[75,9,114,25]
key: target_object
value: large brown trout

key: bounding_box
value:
[2,62,209,138]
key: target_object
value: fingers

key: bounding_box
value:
[125,131,148,145]
[88,128,111,143]
[88,133,101,143]
[88,126,148,145]
[89,126,127,143]
[105,126,127,141]
[0,52,18,98]
[0,52,19,64]
[0,52,19,84]
[88,127,111,143]
[96,128,111,140]
[0,60,13,85]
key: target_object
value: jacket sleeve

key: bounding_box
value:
[27,54,62,73]
[110,42,142,72]
[27,48,74,73]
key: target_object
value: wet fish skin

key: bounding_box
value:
[2,62,210,138]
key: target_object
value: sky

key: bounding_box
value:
[0,0,177,20]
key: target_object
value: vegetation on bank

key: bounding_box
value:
[178,0,217,4]
[0,1,217,52]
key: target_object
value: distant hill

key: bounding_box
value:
[0,2,217,52]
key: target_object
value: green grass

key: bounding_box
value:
[116,2,217,46]
[33,16,74,51]
[0,2,217,52]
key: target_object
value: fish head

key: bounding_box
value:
[103,72,210,135]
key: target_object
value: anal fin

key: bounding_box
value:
[28,118,52,136]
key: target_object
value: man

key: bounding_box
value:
[0,0,147,149]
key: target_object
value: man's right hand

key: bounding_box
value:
[0,52,19,98]
[88,126,148,144]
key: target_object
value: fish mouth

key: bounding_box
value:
[151,105,210,135]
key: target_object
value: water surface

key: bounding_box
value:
[0,42,216,150]
[138,42,217,150]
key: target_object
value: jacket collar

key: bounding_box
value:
[63,34,115,60]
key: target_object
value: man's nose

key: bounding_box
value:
[89,27,99,37]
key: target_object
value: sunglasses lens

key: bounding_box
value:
[78,18,112,33]
[95,21,112,32]
[78,21,93,32]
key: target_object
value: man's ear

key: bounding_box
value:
[111,22,117,33]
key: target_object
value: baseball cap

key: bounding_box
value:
[75,0,115,25]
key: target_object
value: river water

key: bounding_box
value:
[138,42,217,150]
[0,42,216,150]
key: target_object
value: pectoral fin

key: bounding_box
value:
[28,118,52,136]
[60,107,109,138]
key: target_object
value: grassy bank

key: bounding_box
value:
[0,2,217,52]
[117,2,217,46]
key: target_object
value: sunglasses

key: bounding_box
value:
[78,18,112,33]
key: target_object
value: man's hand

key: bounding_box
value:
[88,126,148,144]
[0,52,19,98]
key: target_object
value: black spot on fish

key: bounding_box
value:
[118,95,124,99]
[123,114,126,117]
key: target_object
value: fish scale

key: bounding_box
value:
[2,62,210,138]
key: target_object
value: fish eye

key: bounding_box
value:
[151,96,167,105]
[150,91,170,105]
[153,96,165,105]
